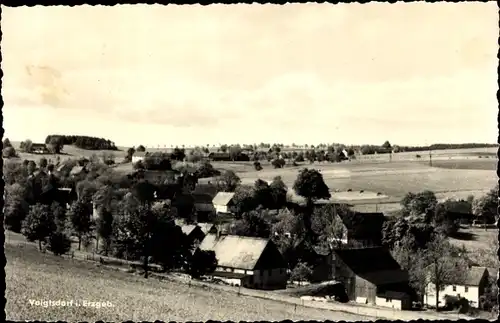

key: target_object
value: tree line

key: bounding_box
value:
[45,135,118,151]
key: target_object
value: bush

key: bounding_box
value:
[272,158,286,169]
[187,249,218,279]
[47,232,72,256]
[3,146,17,158]
[136,145,146,152]
[254,161,262,171]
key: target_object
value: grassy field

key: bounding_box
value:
[234,160,496,201]
[6,241,370,322]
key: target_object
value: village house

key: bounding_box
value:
[212,192,236,214]
[174,220,217,247]
[332,247,413,310]
[192,193,216,222]
[199,234,288,290]
[31,143,50,154]
[424,266,490,308]
[132,151,147,163]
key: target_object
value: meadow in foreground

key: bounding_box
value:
[6,244,370,322]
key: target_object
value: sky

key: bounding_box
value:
[2,3,498,148]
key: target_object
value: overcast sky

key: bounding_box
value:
[2,3,497,147]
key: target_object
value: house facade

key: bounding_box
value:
[332,247,412,310]
[199,234,288,290]
[424,266,489,308]
[212,192,235,214]
[31,143,50,154]
[132,152,147,163]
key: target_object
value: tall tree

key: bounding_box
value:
[293,168,331,239]
[472,185,498,228]
[68,199,93,250]
[425,234,468,310]
[218,170,241,192]
[21,204,56,250]
[3,137,12,148]
[270,176,288,209]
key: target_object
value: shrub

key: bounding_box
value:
[254,161,262,171]
[272,158,286,169]
[3,146,17,158]
[187,249,218,279]
[47,232,72,256]
[136,145,146,152]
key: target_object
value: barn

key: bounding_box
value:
[332,247,412,310]
[199,234,288,290]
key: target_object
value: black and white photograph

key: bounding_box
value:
[2,2,498,321]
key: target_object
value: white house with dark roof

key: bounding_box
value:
[199,234,287,290]
[424,266,490,308]
[212,192,235,214]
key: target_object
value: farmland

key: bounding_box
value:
[9,142,497,210]
[233,160,497,203]
[6,242,370,322]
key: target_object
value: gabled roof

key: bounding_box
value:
[180,224,199,236]
[193,193,214,204]
[197,222,216,235]
[194,203,215,213]
[194,183,218,197]
[212,192,235,206]
[464,266,488,286]
[199,234,270,270]
[334,247,407,285]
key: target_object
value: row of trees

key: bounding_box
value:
[45,135,118,151]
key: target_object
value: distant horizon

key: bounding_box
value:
[5,136,498,150]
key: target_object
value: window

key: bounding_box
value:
[464,286,468,292]
[452,286,457,292]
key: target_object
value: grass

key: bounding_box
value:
[448,227,498,251]
[235,161,496,200]
[6,239,369,322]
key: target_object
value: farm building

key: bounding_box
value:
[212,192,236,214]
[289,239,335,283]
[199,234,288,290]
[208,152,231,161]
[446,211,475,225]
[132,151,147,163]
[332,247,412,310]
[31,143,50,154]
[174,221,217,246]
[193,193,216,222]
[424,266,490,308]
[193,183,218,198]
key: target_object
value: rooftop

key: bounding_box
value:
[199,234,270,270]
